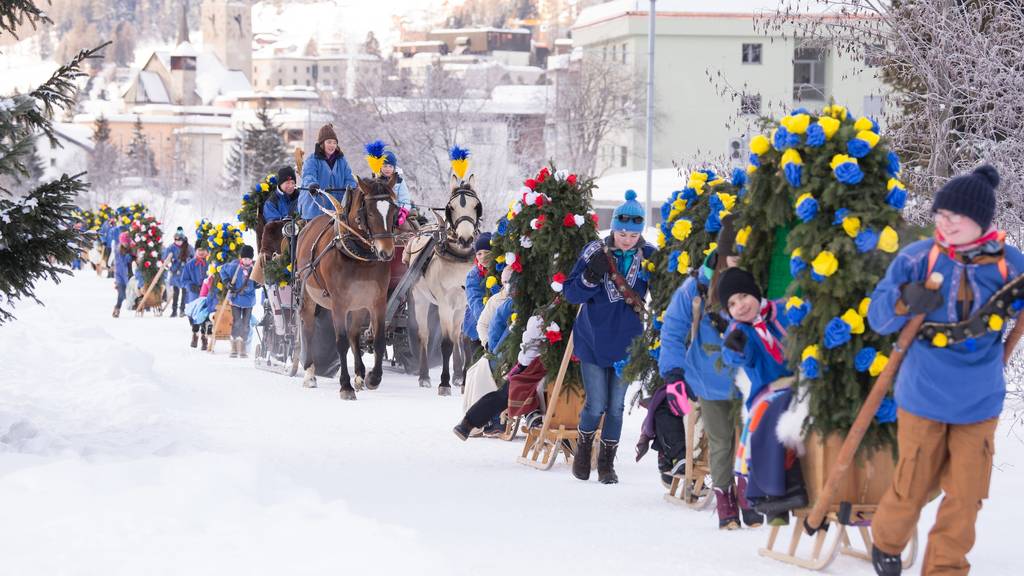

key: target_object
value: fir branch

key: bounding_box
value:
[0,0,51,39]
[28,42,109,145]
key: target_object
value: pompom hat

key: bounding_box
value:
[611,190,646,233]
[932,164,999,230]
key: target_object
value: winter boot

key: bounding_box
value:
[190,333,199,349]
[871,545,902,576]
[239,339,248,358]
[597,439,619,485]
[201,334,209,351]
[736,475,764,528]
[714,485,741,530]
[453,418,472,441]
[112,306,120,318]
[753,460,809,517]
[572,430,596,481]
[230,338,239,358]
[170,309,178,318]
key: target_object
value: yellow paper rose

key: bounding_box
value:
[878,226,899,253]
[869,353,888,377]
[749,134,771,155]
[671,218,693,242]
[842,216,862,238]
[812,251,839,277]
[841,309,865,334]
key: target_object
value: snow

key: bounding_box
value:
[592,168,685,206]
[1,272,1021,574]
[137,71,171,104]
[573,0,838,29]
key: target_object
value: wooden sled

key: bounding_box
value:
[665,404,714,509]
[758,432,919,571]
[208,297,234,353]
[135,256,172,316]
[518,332,589,471]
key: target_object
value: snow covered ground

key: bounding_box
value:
[1,273,1021,575]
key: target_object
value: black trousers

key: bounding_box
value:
[465,384,508,428]
[653,401,687,466]
[462,336,482,382]
[171,286,185,313]
[190,319,212,334]
[231,306,252,339]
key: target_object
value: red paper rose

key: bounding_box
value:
[567,174,577,186]
[535,194,545,207]
[144,261,151,268]
[553,272,567,283]
[562,213,576,227]
[511,260,523,273]
[524,178,537,190]
[537,167,550,182]
[545,330,563,344]
[590,213,600,225]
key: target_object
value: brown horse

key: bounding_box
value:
[295,174,399,400]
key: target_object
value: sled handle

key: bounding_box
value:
[805,272,943,534]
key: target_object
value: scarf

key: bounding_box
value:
[612,247,637,277]
[935,227,1004,261]
[750,299,785,364]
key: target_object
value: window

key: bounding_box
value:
[793,45,826,101]
[740,94,762,115]
[306,66,311,73]
[742,43,762,64]
[293,65,297,72]
[620,146,628,168]
[50,158,56,167]
[728,138,744,161]
[611,44,617,62]
[602,45,607,61]
[621,42,628,64]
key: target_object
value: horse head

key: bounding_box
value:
[346,174,398,261]
[447,173,483,253]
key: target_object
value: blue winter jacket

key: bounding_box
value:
[263,190,299,223]
[721,300,793,408]
[220,260,257,309]
[180,256,209,304]
[463,267,487,341]
[659,275,737,401]
[489,297,515,353]
[394,177,412,210]
[161,243,192,288]
[564,238,657,367]
[114,250,133,286]
[868,238,1024,424]
[298,151,357,220]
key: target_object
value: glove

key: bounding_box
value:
[900,281,944,315]
[191,284,201,294]
[583,251,610,284]
[308,183,321,195]
[723,329,748,353]
[397,206,410,226]
[665,381,694,416]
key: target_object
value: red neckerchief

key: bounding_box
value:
[475,263,487,276]
[935,227,1003,259]
[750,299,785,364]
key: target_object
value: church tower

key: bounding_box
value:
[201,0,252,81]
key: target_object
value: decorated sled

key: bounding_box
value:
[134,255,172,316]
[208,296,234,353]
[664,405,714,509]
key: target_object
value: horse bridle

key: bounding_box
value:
[344,181,398,244]
[445,186,482,237]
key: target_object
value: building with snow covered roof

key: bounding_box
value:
[250,52,383,96]
[571,0,887,177]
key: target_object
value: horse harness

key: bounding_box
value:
[409,187,482,264]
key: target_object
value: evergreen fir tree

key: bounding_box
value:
[89,115,121,204]
[124,116,157,180]
[0,2,106,323]
[222,105,288,195]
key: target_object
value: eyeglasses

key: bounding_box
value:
[616,214,644,224]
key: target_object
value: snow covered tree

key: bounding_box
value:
[0,1,105,323]
[88,115,122,205]
[222,105,288,196]
[123,116,157,180]
[487,165,599,390]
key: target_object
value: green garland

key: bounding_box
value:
[238,172,279,234]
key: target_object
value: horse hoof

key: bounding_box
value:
[354,375,365,391]
[339,389,357,401]
[303,378,318,389]
[419,379,432,388]
[366,372,381,390]
[438,386,452,397]
[453,378,464,389]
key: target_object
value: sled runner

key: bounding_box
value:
[664,405,714,509]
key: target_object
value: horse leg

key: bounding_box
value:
[334,311,356,401]
[438,334,453,396]
[449,306,466,391]
[412,292,432,388]
[348,310,367,391]
[365,303,386,391]
[299,297,318,389]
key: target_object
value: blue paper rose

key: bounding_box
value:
[834,162,864,185]
[847,138,871,158]
[795,196,819,223]
[667,250,681,273]
[748,153,761,167]
[887,151,901,177]
[875,397,897,423]
[886,185,907,210]
[790,256,807,277]
[784,163,803,188]
[805,123,826,147]
[855,228,880,253]
[855,347,878,372]
[832,208,850,226]
[786,302,811,325]
[731,167,747,188]
[773,126,796,150]
[801,357,820,379]
[824,317,853,349]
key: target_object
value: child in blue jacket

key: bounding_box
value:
[564,190,656,485]
[659,215,762,529]
[220,245,257,359]
[867,165,1024,576]
[180,241,212,349]
[162,228,192,318]
[718,267,807,524]
[112,232,134,318]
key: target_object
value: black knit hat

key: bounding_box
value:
[474,232,492,252]
[277,166,296,186]
[240,245,254,259]
[717,267,761,309]
[932,165,999,230]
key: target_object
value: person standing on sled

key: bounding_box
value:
[718,267,808,526]
[564,190,656,484]
[866,165,1024,576]
[658,214,763,529]
[162,227,192,318]
[261,166,300,252]
[112,231,134,318]
[297,124,357,221]
[220,245,257,359]
[461,232,492,384]
[181,241,213,350]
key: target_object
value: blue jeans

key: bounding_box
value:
[115,282,126,309]
[579,362,628,441]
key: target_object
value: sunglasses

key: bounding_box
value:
[616,214,644,224]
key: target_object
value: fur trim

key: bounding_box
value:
[775,389,809,456]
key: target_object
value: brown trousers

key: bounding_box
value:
[873,409,997,575]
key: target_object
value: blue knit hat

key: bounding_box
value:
[611,190,645,232]
[474,232,492,252]
[932,165,999,230]
[384,151,397,167]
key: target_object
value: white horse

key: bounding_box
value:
[403,173,483,395]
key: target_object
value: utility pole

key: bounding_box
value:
[645,0,656,223]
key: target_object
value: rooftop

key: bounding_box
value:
[574,0,841,29]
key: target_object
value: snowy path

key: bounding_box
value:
[1,272,1021,575]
